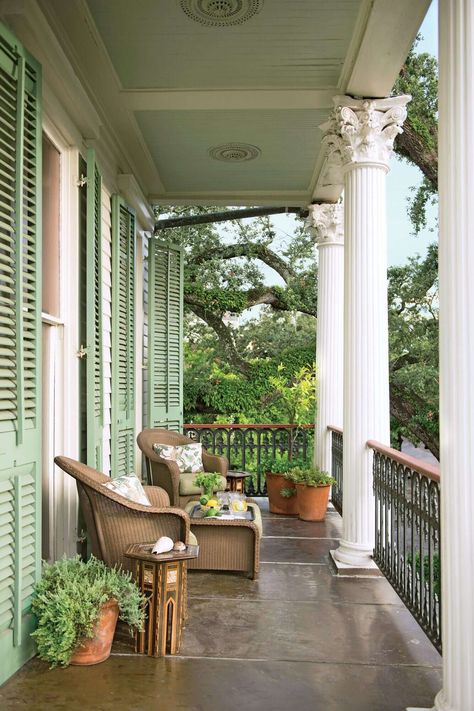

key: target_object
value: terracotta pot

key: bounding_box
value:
[70,599,119,666]
[266,472,298,515]
[296,483,330,521]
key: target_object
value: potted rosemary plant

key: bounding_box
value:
[31,556,146,667]
[287,466,336,521]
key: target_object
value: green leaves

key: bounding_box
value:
[31,556,146,667]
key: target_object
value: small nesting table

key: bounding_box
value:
[226,470,251,493]
[125,543,199,657]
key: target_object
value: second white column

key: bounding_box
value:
[322,95,410,567]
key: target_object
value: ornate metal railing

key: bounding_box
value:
[369,441,441,652]
[329,426,343,514]
[184,424,314,496]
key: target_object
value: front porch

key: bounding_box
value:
[0,502,441,711]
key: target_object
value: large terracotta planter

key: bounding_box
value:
[70,599,119,666]
[266,472,298,515]
[296,483,330,521]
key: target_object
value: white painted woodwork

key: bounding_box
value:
[320,95,410,567]
[432,2,474,709]
[307,204,344,474]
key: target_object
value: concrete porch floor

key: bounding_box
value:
[0,501,441,711]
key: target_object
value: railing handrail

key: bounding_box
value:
[367,439,440,483]
[327,425,343,435]
[184,423,315,430]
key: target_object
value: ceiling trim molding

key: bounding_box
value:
[123,88,336,112]
[149,190,310,207]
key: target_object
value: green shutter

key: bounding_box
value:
[148,240,183,431]
[85,148,103,469]
[111,195,135,476]
[0,21,42,683]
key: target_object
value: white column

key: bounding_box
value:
[306,204,344,474]
[321,95,410,567]
[432,2,474,710]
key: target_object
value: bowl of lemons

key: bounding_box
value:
[199,495,222,517]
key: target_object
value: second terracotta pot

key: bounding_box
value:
[70,598,119,666]
[296,483,330,521]
[266,473,298,515]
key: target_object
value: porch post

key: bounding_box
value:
[321,95,410,567]
[306,204,344,473]
[432,2,474,709]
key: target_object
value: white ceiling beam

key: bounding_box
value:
[343,0,432,98]
[122,89,336,112]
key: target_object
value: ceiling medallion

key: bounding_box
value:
[209,143,261,162]
[179,0,263,27]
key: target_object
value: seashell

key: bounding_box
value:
[152,536,174,554]
[173,541,186,552]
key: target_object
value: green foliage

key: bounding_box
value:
[269,362,316,426]
[31,556,146,667]
[408,552,441,597]
[280,487,297,498]
[286,466,335,488]
[193,472,222,497]
[261,456,309,475]
[388,244,439,455]
[393,41,438,235]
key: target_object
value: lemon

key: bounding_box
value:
[207,499,218,508]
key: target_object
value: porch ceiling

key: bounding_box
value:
[38,0,431,206]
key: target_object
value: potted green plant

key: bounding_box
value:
[193,471,222,499]
[31,555,146,667]
[287,466,336,521]
[263,457,306,515]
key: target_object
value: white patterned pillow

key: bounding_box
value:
[103,473,151,506]
[153,442,203,473]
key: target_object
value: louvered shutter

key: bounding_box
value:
[85,148,103,469]
[0,22,42,683]
[147,240,183,431]
[111,195,135,476]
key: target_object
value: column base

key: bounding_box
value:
[329,550,382,577]
[332,538,376,567]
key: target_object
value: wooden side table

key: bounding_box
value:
[226,470,250,493]
[125,543,199,657]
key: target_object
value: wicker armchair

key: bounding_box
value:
[137,428,228,508]
[54,456,191,570]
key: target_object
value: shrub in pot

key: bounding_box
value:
[287,467,336,521]
[193,471,223,499]
[31,555,146,667]
[263,457,308,515]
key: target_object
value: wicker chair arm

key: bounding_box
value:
[202,450,228,476]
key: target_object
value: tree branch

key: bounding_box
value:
[188,303,251,375]
[390,383,440,460]
[395,118,438,190]
[193,243,296,283]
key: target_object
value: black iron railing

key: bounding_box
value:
[184,424,314,496]
[369,441,441,653]
[329,426,343,514]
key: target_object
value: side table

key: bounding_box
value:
[125,543,199,657]
[226,470,250,493]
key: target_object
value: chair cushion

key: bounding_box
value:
[103,473,151,506]
[153,442,204,473]
[179,472,227,496]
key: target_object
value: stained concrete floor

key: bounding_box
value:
[0,502,442,711]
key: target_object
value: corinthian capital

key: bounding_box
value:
[306,203,344,246]
[321,94,411,169]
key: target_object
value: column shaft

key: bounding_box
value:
[435,1,474,709]
[314,242,344,472]
[335,163,391,565]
